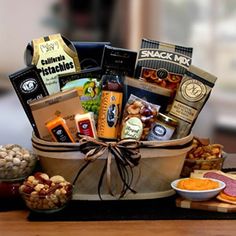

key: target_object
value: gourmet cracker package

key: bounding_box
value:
[58,67,102,118]
[135,39,193,97]
[30,89,85,141]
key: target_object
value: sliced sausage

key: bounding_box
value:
[203,172,234,185]
[204,172,236,197]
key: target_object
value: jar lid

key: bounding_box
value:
[157,113,178,126]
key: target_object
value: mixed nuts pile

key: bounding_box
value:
[0,144,37,179]
[19,172,73,211]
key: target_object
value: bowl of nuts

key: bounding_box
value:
[180,137,225,177]
[0,144,37,181]
[19,172,73,213]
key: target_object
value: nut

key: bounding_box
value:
[0,144,37,179]
[50,175,65,183]
[40,173,50,180]
[181,137,224,177]
[127,104,141,115]
[20,173,72,211]
[122,95,159,140]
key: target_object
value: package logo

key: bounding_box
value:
[139,49,191,67]
[56,129,63,136]
[82,123,89,130]
[181,79,206,102]
[20,78,38,94]
[40,40,60,53]
[107,104,118,127]
[153,124,166,137]
[156,68,169,79]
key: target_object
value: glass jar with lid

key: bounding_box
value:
[147,113,178,141]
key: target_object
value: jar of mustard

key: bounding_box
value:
[147,113,178,141]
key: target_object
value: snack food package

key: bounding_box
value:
[75,112,97,139]
[121,94,160,140]
[96,46,137,140]
[72,41,111,69]
[135,38,193,101]
[9,66,49,136]
[30,89,84,141]
[101,45,137,77]
[168,65,217,139]
[46,116,75,143]
[25,34,81,95]
[124,76,171,113]
[58,67,102,118]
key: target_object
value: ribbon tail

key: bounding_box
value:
[106,149,114,197]
[97,160,107,200]
[114,156,137,199]
[72,161,91,186]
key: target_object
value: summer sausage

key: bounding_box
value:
[204,172,236,197]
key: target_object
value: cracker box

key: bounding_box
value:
[30,89,84,141]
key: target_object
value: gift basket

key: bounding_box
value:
[9,34,223,206]
[31,132,193,200]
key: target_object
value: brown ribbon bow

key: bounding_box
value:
[72,136,141,199]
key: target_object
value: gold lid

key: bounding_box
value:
[157,113,178,127]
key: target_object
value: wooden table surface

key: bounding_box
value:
[0,210,236,236]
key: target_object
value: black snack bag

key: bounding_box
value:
[72,42,111,69]
[102,45,137,77]
[135,39,193,99]
[9,66,49,136]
